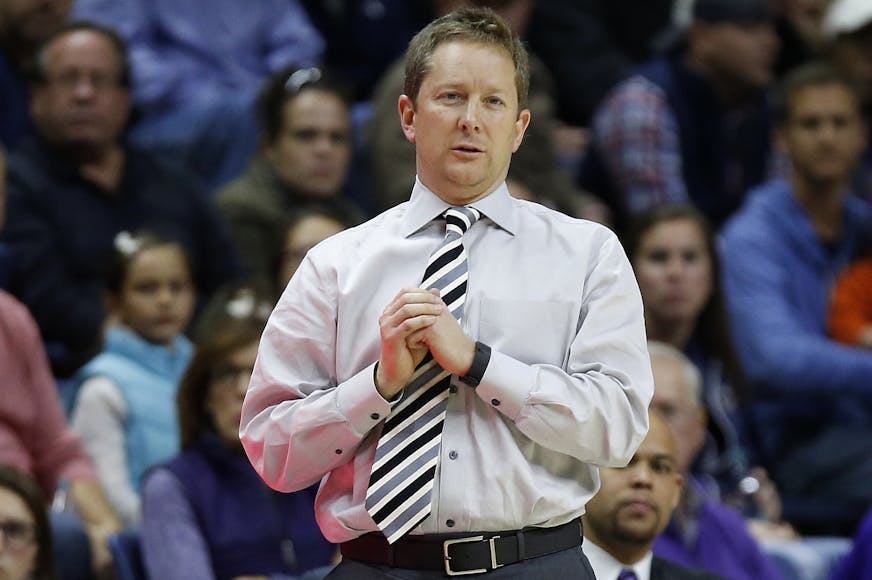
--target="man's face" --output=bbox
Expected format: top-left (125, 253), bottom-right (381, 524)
top-left (0, 0), bottom-right (70, 46)
top-left (584, 416), bottom-right (682, 551)
top-left (649, 353), bottom-right (707, 474)
top-left (693, 21), bottom-right (779, 95)
top-left (265, 89), bottom-right (352, 199)
top-left (399, 40), bottom-right (530, 205)
top-left (30, 30), bottom-right (130, 153)
top-left (781, 83), bottom-right (867, 187)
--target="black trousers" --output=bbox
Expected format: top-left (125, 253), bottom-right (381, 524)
top-left (325, 545), bottom-right (596, 579)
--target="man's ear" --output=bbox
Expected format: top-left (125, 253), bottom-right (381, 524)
top-left (399, 94), bottom-right (416, 144)
top-left (512, 108), bottom-right (531, 153)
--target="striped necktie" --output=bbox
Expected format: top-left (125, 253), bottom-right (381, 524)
top-left (617, 568), bottom-right (638, 580)
top-left (365, 205), bottom-right (481, 543)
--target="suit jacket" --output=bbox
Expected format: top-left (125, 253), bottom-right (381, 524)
top-left (651, 556), bottom-right (726, 580)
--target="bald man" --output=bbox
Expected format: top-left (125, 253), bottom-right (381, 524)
top-left (583, 410), bottom-right (724, 580)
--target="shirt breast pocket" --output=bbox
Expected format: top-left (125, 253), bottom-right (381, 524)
top-left (477, 299), bottom-right (575, 367)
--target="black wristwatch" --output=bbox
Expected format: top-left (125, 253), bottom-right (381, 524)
top-left (459, 341), bottom-right (491, 388)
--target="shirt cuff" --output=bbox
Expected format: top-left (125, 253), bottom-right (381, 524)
top-left (473, 349), bottom-right (536, 421)
top-left (335, 361), bottom-right (395, 437)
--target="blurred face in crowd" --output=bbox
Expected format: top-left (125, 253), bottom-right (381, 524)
top-left (0, 0), bottom-right (70, 47)
top-left (649, 351), bottom-right (707, 474)
top-left (30, 29), bottom-right (130, 155)
top-left (0, 487), bottom-right (38, 580)
top-left (781, 83), bottom-right (867, 188)
top-left (399, 40), bottom-right (530, 205)
top-left (277, 213), bottom-right (346, 291)
top-left (691, 20), bottom-right (780, 98)
top-left (265, 89), bottom-right (352, 199)
top-left (633, 217), bottom-right (713, 331)
top-left (583, 413), bottom-right (683, 559)
top-left (109, 245), bottom-right (195, 346)
top-left (207, 340), bottom-right (258, 450)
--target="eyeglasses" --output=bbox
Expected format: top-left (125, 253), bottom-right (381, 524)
top-left (0, 519), bottom-right (36, 551)
top-left (284, 67), bottom-right (322, 94)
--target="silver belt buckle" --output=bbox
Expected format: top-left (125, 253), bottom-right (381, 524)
top-left (442, 534), bottom-right (503, 576)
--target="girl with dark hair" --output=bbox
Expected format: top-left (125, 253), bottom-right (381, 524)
top-left (70, 230), bottom-right (196, 528)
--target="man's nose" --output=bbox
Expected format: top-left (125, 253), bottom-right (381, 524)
top-left (459, 102), bottom-right (481, 133)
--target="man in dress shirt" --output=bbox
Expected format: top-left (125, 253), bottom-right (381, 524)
top-left (583, 410), bottom-right (724, 580)
top-left (241, 7), bottom-right (653, 578)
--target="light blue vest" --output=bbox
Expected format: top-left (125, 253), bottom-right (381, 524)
top-left (76, 326), bottom-right (193, 491)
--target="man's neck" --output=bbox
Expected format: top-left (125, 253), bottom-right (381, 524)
top-left (76, 145), bottom-right (126, 193)
top-left (645, 316), bottom-right (695, 350)
top-left (792, 175), bottom-right (847, 243)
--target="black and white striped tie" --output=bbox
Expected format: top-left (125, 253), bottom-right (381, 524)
top-left (365, 205), bottom-right (481, 543)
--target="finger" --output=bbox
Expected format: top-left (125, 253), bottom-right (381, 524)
top-left (382, 287), bottom-right (444, 316)
top-left (381, 302), bottom-right (444, 333)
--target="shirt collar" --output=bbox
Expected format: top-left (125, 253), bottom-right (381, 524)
top-left (400, 177), bottom-right (518, 238)
top-left (583, 538), bottom-right (652, 580)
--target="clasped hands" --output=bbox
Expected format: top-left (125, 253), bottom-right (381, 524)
top-left (375, 287), bottom-right (475, 400)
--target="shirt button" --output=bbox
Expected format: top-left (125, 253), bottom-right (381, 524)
top-left (448, 450), bottom-right (458, 460)
top-left (491, 399), bottom-right (500, 406)
top-left (446, 519), bottom-right (455, 528)
top-left (334, 449), bottom-right (342, 454)
top-left (449, 385), bottom-right (458, 394)
top-left (370, 413), bottom-right (380, 420)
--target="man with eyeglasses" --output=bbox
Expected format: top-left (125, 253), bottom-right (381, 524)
top-left (1, 22), bottom-right (242, 378)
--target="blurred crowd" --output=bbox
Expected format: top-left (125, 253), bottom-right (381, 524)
top-left (1, 0), bottom-right (871, 579)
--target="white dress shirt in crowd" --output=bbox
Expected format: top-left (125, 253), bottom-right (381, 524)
top-left (240, 179), bottom-right (653, 543)
top-left (584, 538), bottom-right (652, 580)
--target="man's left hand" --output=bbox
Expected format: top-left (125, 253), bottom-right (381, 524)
top-left (408, 292), bottom-right (475, 377)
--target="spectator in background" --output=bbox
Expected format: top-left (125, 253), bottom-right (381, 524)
top-left (622, 204), bottom-right (780, 522)
top-left (526, 0), bottom-right (675, 129)
top-left (1, 23), bottom-right (242, 377)
top-left (0, 289), bottom-right (121, 579)
top-left (70, 0), bottom-right (324, 188)
top-left (580, 0), bottom-right (779, 230)
top-left (0, 465), bottom-right (56, 580)
top-left (141, 301), bottom-right (335, 580)
top-left (368, 0), bottom-right (609, 222)
top-left (583, 410), bottom-right (724, 580)
top-left (276, 209), bottom-right (349, 298)
top-left (774, 0), bottom-right (833, 78)
top-left (217, 66), bottom-right (362, 288)
top-left (0, 0), bottom-right (70, 151)
top-left (720, 62), bottom-right (872, 531)
top-left (70, 231), bottom-right (195, 528)
top-left (648, 342), bottom-right (787, 580)
top-left (299, 0), bottom-right (434, 103)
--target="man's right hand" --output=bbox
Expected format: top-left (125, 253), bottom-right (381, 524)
top-left (376, 288), bottom-right (444, 399)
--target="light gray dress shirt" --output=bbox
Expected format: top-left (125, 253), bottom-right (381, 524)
top-left (584, 539), bottom-right (652, 580)
top-left (240, 179), bottom-right (653, 543)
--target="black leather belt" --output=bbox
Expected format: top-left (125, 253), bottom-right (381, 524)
top-left (340, 518), bottom-right (582, 576)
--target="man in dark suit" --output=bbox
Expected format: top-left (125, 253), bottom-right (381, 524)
top-left (582, 411), bottom-right (725, 580)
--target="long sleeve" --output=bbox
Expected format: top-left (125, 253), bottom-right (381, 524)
top-left (71, 377), bottom-right (141, 527)
top-left (241, 184), bottom-right (653, 541)
top-left (141, 469), bottom-right (216, 580)
top-left (591, 76), bottom-right (688, 214)
top-left (721, 216), bottom-right (872, 395)
top-left (3, 174), bottom-right (104, 351)
top-left (0, 291), bottom-right (97, 496)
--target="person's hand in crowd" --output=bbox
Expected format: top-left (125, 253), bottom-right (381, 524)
top-left (376, 288), bottom-right (444, 399)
